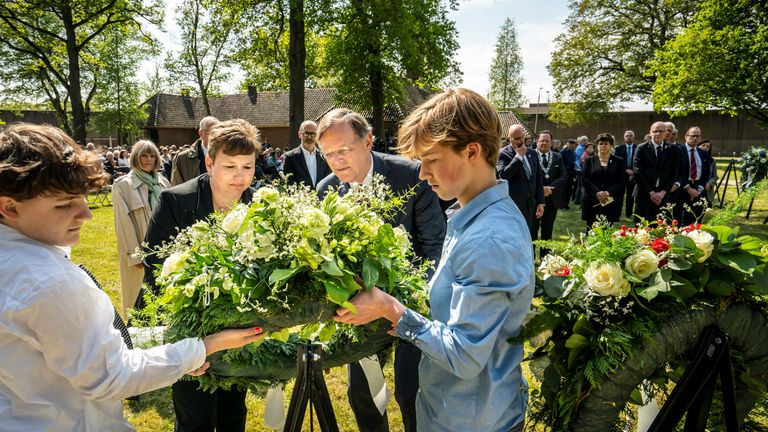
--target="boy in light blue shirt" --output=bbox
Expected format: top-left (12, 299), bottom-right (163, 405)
top-left (334, 88), bottom-right (535, 431)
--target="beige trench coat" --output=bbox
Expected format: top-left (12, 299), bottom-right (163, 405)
top-left (112, 171), bottom-right (171, 320)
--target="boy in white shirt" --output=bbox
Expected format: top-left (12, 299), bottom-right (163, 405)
top-left (0, 123), bottom-right (263, 431)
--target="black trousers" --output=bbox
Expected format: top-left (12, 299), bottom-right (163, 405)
top-left (348, 342), bottom-right (421, 432)
top-left (674, 192), bottom-right (710, 226)
top-left (172, 380), bottom-right (247, 432)
top-left (532, 198), bottom-right (558, 257)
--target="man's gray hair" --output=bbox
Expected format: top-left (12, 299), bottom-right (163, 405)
top-left (199, 116), bottom-right (220, 132)
top-left (300, 120), bottom-right (317, 132)
top-left (577, 135), bottom-right (588, 143)
top-left (317, 109), bottom-right (371, 140)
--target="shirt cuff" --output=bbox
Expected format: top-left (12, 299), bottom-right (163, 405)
top-left (173, 338), bottom-right (207, 373)
top-left (394, 308), bottom-right (427, 343)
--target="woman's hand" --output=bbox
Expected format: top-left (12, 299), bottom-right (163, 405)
top-left (202, 327), bottom-right (264, 357)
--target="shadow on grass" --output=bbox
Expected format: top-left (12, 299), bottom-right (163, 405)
top-left (127, 387), bottom-right (175, 421)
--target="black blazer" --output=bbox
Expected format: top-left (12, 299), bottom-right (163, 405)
top-left (613, 143), bottom-right (636, 172)
top-left (581, 154), bottom-right (626, 222)
top-left (676, 144), bottom-right (712, 192)
top-left (143, 174), bottom-right (255, 292)
top-left (317, 151), bottom-right (445, 266)
top-left (540, 151), bottom-right (569, 208)
top-left (282, 146), bottom-right (332, 189)
top-left (633, 141), bottom-right (680, 196)
top-left (560, 147), bottom-right (576, 177)
top-left (496, 145), bottom-right (544, 227)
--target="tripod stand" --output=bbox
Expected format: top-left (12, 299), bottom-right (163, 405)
top-left (283, 344), bottom-right (339, 432)
top-left (647, 326), bottom-right (739, 432)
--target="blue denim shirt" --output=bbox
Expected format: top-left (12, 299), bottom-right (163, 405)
top-left (395, 181), bottom-right (534, 431)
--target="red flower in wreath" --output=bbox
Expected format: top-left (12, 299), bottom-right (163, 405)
top-left (555, 266), bottom-right (571, 277)
top-left (652, 238), bottom-right (670, 254)
top-left (658, 258), bottom-right (669, 268)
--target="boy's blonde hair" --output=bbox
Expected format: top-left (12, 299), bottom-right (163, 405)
top-left (207, 119), bottom-right (262, 160)
top-left (397, 88), bottom-right (502, 166)
top-left (0, 123), bottom-right (108, 201)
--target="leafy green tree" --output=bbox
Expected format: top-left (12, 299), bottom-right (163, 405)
top-left (324, 0), bottom-right (460, 138)
top-left (90, 27), bottom-right (152, 147)
top-left (487, 18), bottom-right (526, 111)
top-left (218, 0), bottom-right (332, 147)
top-left (650, 0), bottom-right (768, 127)
top-left (0, 0), bottom-right (162, 144)
top-left (165, 0), bottom-right (236, 116)
top-left (547, 0), bottom-right (697, 126)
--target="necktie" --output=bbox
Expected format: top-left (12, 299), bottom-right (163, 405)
top-left (655, 145), bottom-right (662, 161)
top-left (523, 157), bottom-right (532, 179)
top-left (543, 154), bottom-right (549, 169)
top-left (627, 145), bottom-right (633, 167)
top-left (689, 148), bottom-right (697, 181)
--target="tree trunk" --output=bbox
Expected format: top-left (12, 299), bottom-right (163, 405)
top-left (61, 5), bottom-right (87, 145)
top-left (370, 65), bottom-right (385, 143)
top-left (288, 0), bottom-right (305, 149)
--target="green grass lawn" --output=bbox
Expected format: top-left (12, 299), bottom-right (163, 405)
top-left (70, 185), bottom-right (768, 431)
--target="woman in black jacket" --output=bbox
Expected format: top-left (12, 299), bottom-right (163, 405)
top-left (581, 133), bottom-right (626, 228)
top-left (142, 119), bottom-right (261, 432)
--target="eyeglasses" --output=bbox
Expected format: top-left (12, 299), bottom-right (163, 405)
top-left (302, 131), bottom-right (317, 137)
top-left (323, 146), bottom-right (353, 160)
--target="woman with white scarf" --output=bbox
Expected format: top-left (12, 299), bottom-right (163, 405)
top-left (112, 140), bottom-right (170, 320)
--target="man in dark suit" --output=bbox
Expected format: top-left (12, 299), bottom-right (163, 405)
top-left (613, 130), bottom-right (636, 218)
top-left (633, 121), bottom-right (680, 223)
top-left (531, 131), bottom-right (568, 258)
top-left (316, 109), bottom-right (445, 432)
top-left (281, 120), bottom-right (332, 189)
top-left (559, 139), bottom-right (577, 210)
top-left (497, 124), bottom-right (545, 236)
top-left (675, 126), bottom-right (711, 225)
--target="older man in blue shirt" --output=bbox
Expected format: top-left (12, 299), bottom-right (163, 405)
top-left (335, 88), bottom-right (534, 432)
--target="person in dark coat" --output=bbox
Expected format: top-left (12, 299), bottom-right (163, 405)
top-left (532, 130), bottom-right (569, 257)
top-left (581, 133), bottom-right (626, 228)
top-left (633, 121), bottom-right (680, 223)
top-left (497, 124), bottom-right (545, 235)
top-left (143, 119), bottom-right (260, 432)
top-left (674, 126), bottom-right (711, 225)
top-left (559, 139), bottom-right (577, 210)
top-left (613, 130), bottom-right (637, 218)
top-left (282, 120), bottom-right (332, 189)
top-left (316, 109), bottom-right (445, 432)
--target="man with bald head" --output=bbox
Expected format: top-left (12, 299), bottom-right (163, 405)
top-left (632, 121), bottom-right (680, 222)
top-left (282, 120), bottom-right (332, 189)
top-left (613, 130), bottom-right (636, 218)
top-left (497, 124), bottom-right (544, 233)
top-left (674, 126), bottom-right (711, 224)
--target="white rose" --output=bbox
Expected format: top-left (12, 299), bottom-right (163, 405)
top-left (161, 252), bottom-right (189, 277)
top-left (584, 262), bottom-right (630, 297)
top-left (683, 229), bottom-right (715, 262)
top-left (222, 205), bottom-right (248, 234)
top-left (761, 158), bottom-right (767, 164)
top-left (254, 186), bottom-right (280, 203)
top-left (625, 249), bottom-right (659, 279)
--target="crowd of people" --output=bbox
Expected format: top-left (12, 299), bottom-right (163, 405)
top-left (0, 89), bottom-right (723, 431)
top-left (497, 121), bottom-right (718, 258)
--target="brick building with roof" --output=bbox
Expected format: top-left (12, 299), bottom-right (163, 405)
top-left (141, 86), bottom-right (452, 150)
